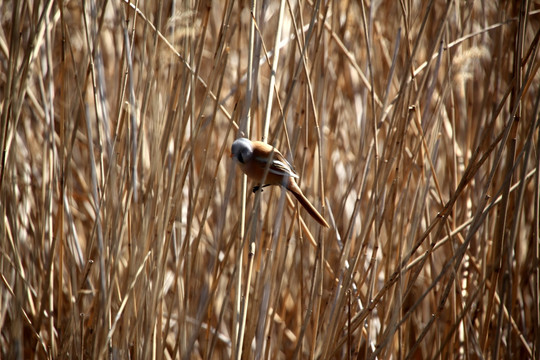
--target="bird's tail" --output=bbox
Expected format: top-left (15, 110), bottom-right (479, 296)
top-left (287, 181), bottom-right (330, 228)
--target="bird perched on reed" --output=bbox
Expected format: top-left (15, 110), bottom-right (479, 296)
top-left (231, 138), bottom-right (329, 228)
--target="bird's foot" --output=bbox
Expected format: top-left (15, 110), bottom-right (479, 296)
top-left (252, 184), bottom-right (271, 193)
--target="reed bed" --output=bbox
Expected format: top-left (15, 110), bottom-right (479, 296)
top-left (1, 0), bottom-right (539, 358)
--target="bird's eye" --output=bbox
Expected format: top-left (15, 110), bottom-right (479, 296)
top-left (238, 153), bottom-right (244, 163)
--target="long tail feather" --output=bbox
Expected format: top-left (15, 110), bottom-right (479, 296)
top-left (287, 181), bottom-right (330, 228)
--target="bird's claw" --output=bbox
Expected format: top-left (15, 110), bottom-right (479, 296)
top-left (252, 184), bottom-right (270, 193)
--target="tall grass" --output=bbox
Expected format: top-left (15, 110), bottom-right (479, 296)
top-left (1, 0), bottom-right (539, 358)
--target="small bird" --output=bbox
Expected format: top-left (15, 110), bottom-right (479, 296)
top-left (231, 138), bottom-right (329, 227)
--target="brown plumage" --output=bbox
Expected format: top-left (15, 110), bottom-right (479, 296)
top-left (231, 138), bottom-right (329, 228)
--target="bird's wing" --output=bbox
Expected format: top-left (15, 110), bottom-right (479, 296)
top-left (270, 159), bottom-right (299, 178)
top-left (252, 141), bottom-right (299, 178)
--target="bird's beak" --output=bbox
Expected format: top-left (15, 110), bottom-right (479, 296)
top-left (230, 152), bottom-right (234, 158)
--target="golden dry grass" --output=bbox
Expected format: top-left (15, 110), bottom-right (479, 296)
top-left (1, 0), bottom-right (540, 359)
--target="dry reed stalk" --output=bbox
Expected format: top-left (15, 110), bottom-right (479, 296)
top-left (1, 1), bottom-right (539, 359)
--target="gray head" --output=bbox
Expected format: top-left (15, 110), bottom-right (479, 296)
top-left (231, 138), bottom-right (253, 164)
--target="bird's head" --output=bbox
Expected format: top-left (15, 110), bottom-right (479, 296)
top-left (230, 138), bottom-right (253, 164)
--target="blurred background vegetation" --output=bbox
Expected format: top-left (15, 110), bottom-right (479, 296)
top-left (1, 0), bottom-right (539, 358)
